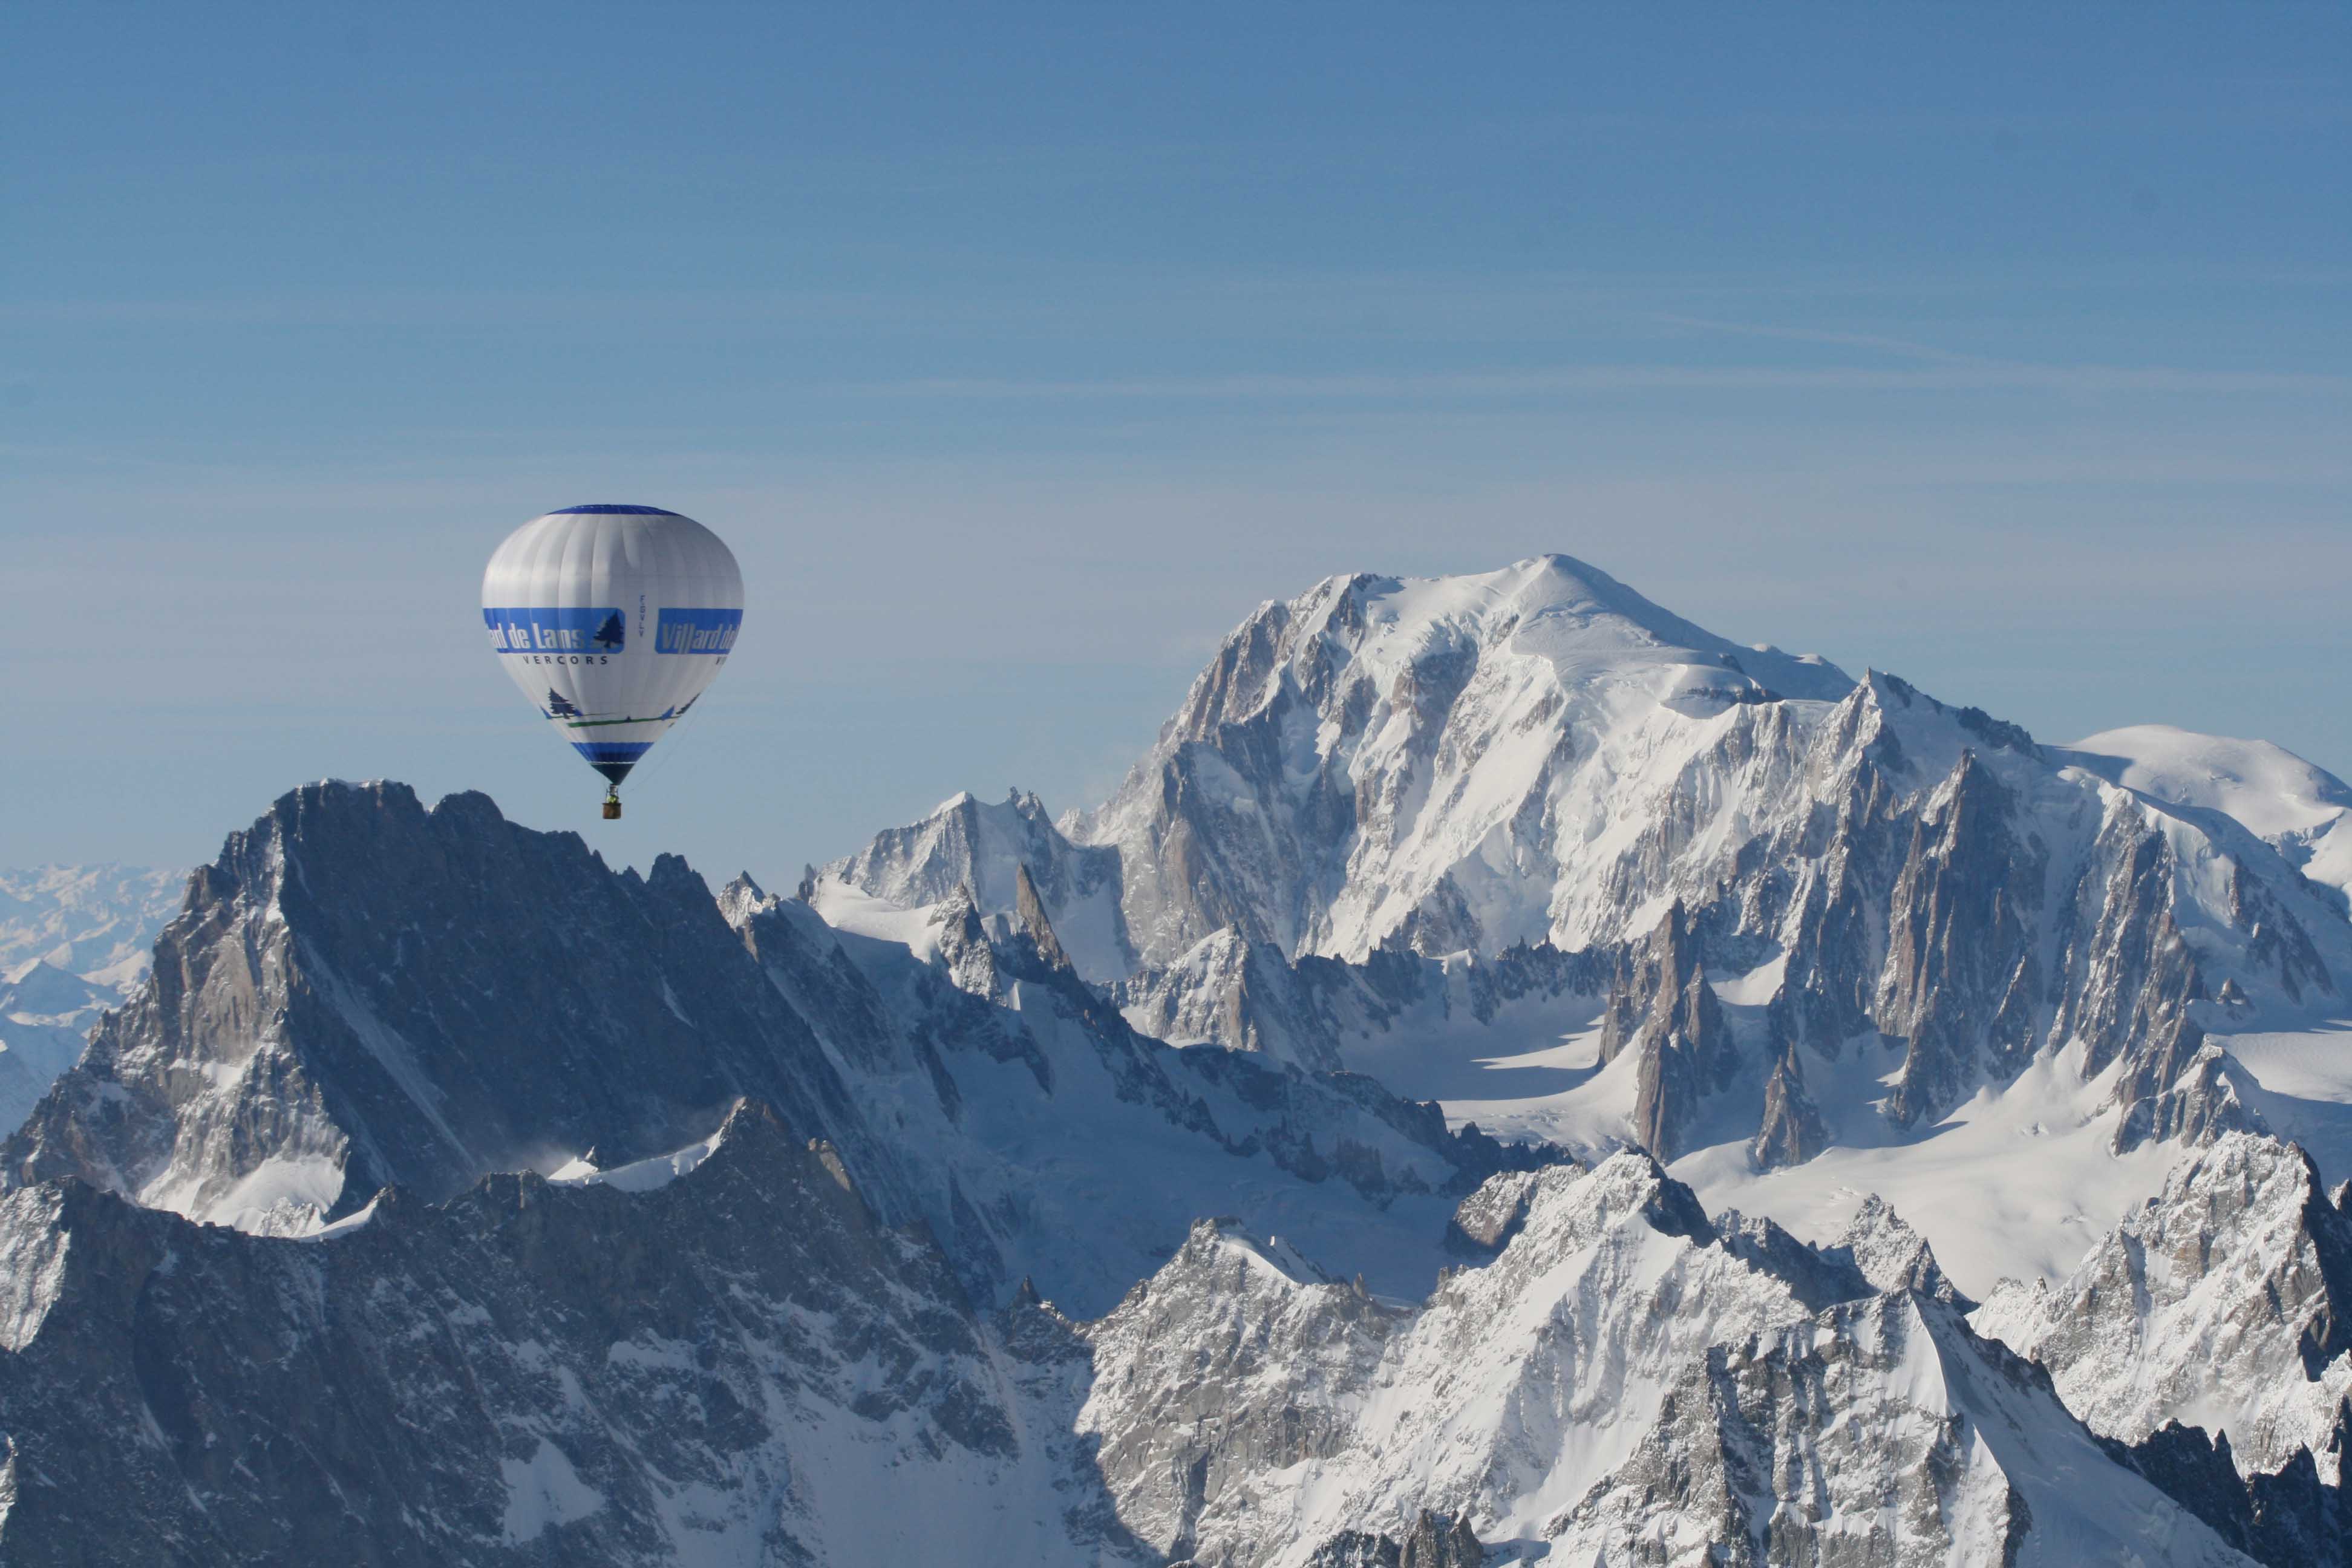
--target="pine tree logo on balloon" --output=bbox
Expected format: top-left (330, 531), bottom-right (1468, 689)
top-left (592, 612), bottom-right (625, 652)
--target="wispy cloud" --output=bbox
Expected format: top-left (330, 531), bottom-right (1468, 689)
top-left (870, 362), bottom-right (2345, 399)
top-left (1651, 314), bottom-right (1987, 365)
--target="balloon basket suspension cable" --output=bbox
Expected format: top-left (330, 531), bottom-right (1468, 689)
top-left (619, 696), bottom-right (708, 800)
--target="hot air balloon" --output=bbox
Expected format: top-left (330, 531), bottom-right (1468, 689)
top-left (482, 505), bottom-right (743, 818)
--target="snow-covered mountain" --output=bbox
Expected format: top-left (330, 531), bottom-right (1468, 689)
top-left (0, 1083), bottom-right (2272, 1566)
top-left (2057, 725), bottom-right (2352, 916)
top-left (1067, 556), bottom-right (1855, 965)
top-left (824, 556), bottom-right (2352, 1296)
top-left (1076, 1154), bottom-right (2250, 1566)
top-left (6, 553), bottom-right (2352, 1564)
top-left (822, 789), bottom-right (1137, 982)
top-left (2, 782), bottom-right (1535, 1309)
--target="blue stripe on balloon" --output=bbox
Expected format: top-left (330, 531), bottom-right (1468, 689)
top-left (570, 741), bottom-right (655, 763)
top-left (550, 504), bottom-right (680, 516)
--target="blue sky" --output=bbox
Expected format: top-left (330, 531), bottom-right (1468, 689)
top-left (5, 5), bottom-right (2347, 882)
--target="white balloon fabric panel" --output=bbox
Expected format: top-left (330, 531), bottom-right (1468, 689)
top-left (481, 506), bottom-right (743, 785)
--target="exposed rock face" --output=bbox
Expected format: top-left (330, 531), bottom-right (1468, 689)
top-left (1975, 1131), bottom-right (2352, 1483)
top-left (2, 782), bottom-right (1547, 1315)
top-left (1599, 901), bottom-right (1735, 1161)
top-left (0, 1100), bottom-right (1159, 1567)
top-left (1749, 1042), bottom-right (1828, 1169)
top-left (1301, 1511), bottom-right (1483, 1568)
top-left (2054, 807), bottom-right (2222, 1151)
top-left (1014, 862), bottom-right (1077, 975)
top-left (2112, 1415), bottom-right (2352, 1568)
top-left (1874, 751), bottom-right (2041, 1126)
top-left (1444, 1167), bottom-right (1547, 1256)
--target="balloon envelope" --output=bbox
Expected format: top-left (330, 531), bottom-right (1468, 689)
top-left (481, 505), bottom-right (743, 789)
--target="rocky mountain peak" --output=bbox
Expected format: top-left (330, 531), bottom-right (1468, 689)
top-left (1444, 1167), bottom-right (1549, 1256)
top-left (713, 869), bottom-right (772, 930)
top-left (2, 780), bottom-right (883, 1234)
top-left (1596, 901), bottom-right (1737, 1161)
top-left (822, 784), bottom-right (1134, 981)
top-left (1013, 862), bottom-right (1075, 975)
top-left (1829, 1192), bottom-right (1972, 1308)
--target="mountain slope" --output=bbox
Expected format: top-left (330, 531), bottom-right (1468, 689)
top-left (1974, 1131), bottom-right (2352, 1482)
top-left (1075, 1153), bottom-right (2255, 1567)
top-left (2058, 725), bottom-right (2352, 915)
top-left (1067, 555), bottom-right (1854, 967)
top-left (826, 558), bottom-right (2352, 1258)
top-left (4, 1096), bottom-right (2273, 1566)
top-left (820, 789), bottom-right (1135, 982)
top-left (0, 1100), bottom-right (1158, 1567)
top-left (1, 782), bottom-right (1532, 1313)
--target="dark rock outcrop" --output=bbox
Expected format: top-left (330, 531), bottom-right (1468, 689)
top-left (1302, 1511), bottom-right (1484, 1568)
top-left (0, 1100), bottom-right (1160, 1567)
top-left (2110, 1417), bottom-right (2352, 1568)
top-left (1601, 903), bottom-right (1736, 1161)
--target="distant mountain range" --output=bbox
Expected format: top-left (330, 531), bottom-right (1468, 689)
top-left (0, 864), bottom-right (182, 1138)
top-left (4, 557), bottom-right (2349, 1565)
